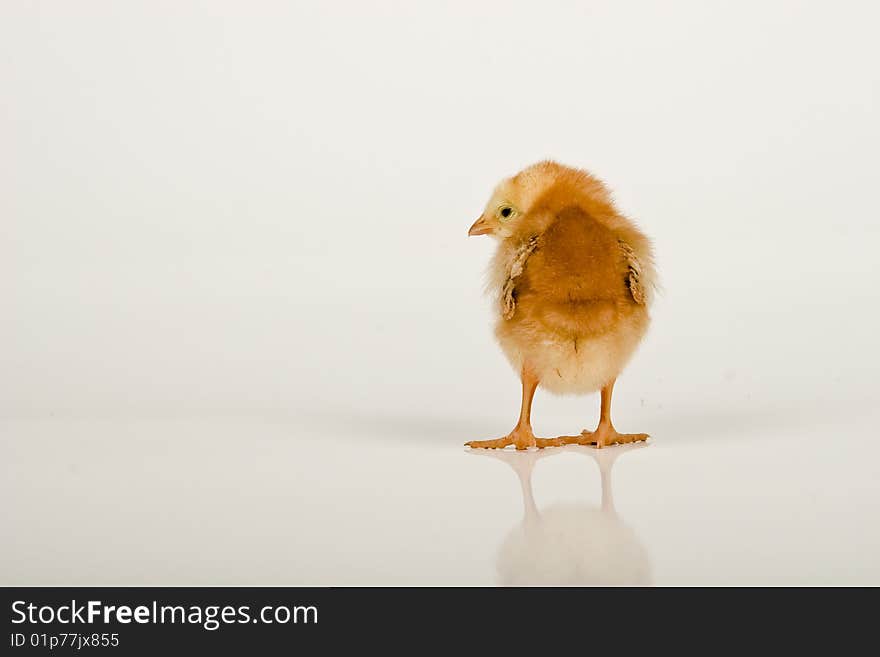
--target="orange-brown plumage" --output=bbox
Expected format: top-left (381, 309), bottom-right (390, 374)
top-left (467, 161), bottom-right (656, 449)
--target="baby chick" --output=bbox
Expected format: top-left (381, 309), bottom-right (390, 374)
top-left (466, 161), bottom-right (656, 449)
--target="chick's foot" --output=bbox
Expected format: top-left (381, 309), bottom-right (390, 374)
top-left (561, 426), bottom-right (648, 449)
top-left (466, 428), bottom-right (564, 451)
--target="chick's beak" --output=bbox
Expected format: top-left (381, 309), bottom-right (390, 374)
top-left (468, 214), bottom-right (493, 236)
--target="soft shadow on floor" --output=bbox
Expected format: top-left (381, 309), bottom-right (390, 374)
top-left (297, 400), bottom-right (827, 447)
top-left (296, 407), bottom-right (495, 444)
top-left (645, 401), bottom-right (830, 445)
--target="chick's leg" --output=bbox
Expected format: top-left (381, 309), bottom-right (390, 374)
top-left (466, 368), bottom-right (564, 450)
top-left (563, 379), bottom-right (649, 449)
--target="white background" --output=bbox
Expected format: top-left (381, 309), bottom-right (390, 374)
top-left (3, 1), bottom-right (879, 584)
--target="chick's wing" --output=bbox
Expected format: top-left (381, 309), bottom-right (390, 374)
top-left (514, 207), bottom-right (638, 335)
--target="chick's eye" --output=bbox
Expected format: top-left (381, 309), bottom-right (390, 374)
top-left (500, 207), bottom-right (513, 219)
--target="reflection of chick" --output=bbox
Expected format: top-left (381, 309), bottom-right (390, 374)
top-left (466, 161), bottom-right (656, 449)
top-left (474, 445), bottom-right (651, 586)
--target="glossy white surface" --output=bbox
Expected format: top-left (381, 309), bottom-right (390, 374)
top-left (3, 402), bottom-right (879, 586)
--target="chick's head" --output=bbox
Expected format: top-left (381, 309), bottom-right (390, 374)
top-left (468, 161), bottom-right (564, 241)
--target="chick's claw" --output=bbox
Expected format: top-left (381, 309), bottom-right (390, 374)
top-left (562, 427), bottom-right (649, 449)
top-left (465, 437), bottom-right (514, 450)
top-left (465, 432), bottom-right (565, 450)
